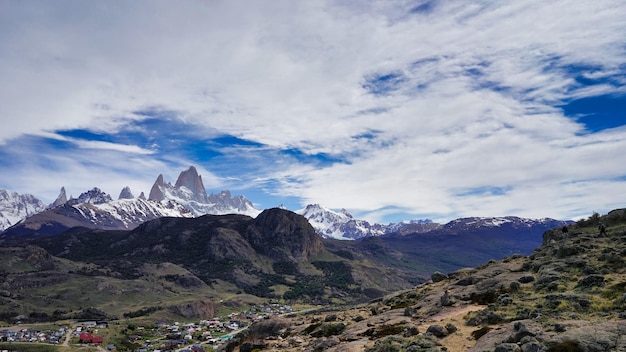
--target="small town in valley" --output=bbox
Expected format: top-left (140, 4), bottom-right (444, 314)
top-left (0, 303), bottom-right (294, 351)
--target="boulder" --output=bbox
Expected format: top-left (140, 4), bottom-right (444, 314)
top-left (431, 271), bottom-right (448, 282)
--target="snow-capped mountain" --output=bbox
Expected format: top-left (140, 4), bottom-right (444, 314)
top-left (0, 166), bottom-right (570, 241)
top-left (70, 187), bottom-right (194, 227)
top-left (439, 216), bottom-right (570, 234)
top-left (0, 189), bottom-right (47, 231)
top-left (0, 187), bottom-right (195, 238)
top-left (67, 187), bottom-right (113, 205)
top-left (298, 204), bottom-right (570, 240)
top-left (1, 166), bottom-right (260, 238)
top-left (299, 204), bottom-right (400, 240)
top-left (148, 166), bottom-right (260, 218)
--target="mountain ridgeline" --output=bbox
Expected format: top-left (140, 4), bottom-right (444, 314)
top-left (0, 207), bottom-right (406, 322)
top-left (0, 166), bottom-right (260, 237)
top-left (0, 203), bottom-right (574, 325)
top-left (0, 166), bottom-right (569, 244)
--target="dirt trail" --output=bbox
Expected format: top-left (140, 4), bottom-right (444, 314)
top-left (417, 304), bottom-right (483, 352)
top-left (62, 327), bottom-right (72, 346)
top-left (421, 304), bottom-right (482, 324)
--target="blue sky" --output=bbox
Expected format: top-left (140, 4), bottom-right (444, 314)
top-left (1, 0), bottom-right (625, 224)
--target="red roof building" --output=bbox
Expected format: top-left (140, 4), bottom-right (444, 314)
top-left (79, 332), bottom-right (103, 344)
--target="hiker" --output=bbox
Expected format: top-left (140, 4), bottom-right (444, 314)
top-left (598, 223), bottom-right (607, 236)
top-left (561, 225), bottom-right (568, 237)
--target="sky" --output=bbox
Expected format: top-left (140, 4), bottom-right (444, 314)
top-left (1, 0), bottom-right (625, 224)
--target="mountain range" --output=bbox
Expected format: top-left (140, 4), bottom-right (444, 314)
top-left (0, 205), bottom-right (571, 323)
top-left (0, 166), bottom-right (259, 237)
top-left (0, 166), bottom-right (570, 242)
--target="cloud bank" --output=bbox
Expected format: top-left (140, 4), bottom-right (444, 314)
top-left (0, 0), bottom-right (625, 223)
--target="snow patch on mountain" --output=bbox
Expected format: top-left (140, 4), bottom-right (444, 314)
top-left (75, 197), bottom-right (194, 229)
top-left (297, 206), bottom-right (570, 240)
top-left (298, 204), bottom-right (387, 240)
top-left (0, 189), bottom-right (47, 231)
top-left (148, 167), bottom-right (260, 218)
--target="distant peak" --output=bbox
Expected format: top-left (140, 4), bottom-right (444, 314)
top-left (155, 174), bottom-right (165, 185)
top-left (118, 186), bottom-right (134, 200)
top-left (174, 166), bottom-right (208, 202)
top-left (340, 208), bottom-right (354, 218)
top-left (50, 186), bottom-right (67, 208)
top-left (149, 174), bottom-right (166, 202)
top-left (71, 187), bottom-right (112, 205)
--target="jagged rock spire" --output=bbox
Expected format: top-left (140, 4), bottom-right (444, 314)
top-left (71, 187), bottom-right (112, 205)
top-left (50, 187), bottom-right (67, 208)
top-left (174, 166), bottom-right (208, 203)
top-left (148, 174), bottom-right (166, 202)
top-left (118, 186), bottom-right (134, 200)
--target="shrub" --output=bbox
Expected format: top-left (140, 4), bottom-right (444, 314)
top-left (310, 322), bottom-right (346, 337)
top-left (546, 340), bottom-right (583, 352)
top-left (361, 324), bottom-right (405, 338)
top-left (471, 326), bottom-right (492, 340)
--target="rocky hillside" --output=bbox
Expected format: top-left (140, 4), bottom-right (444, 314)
top-left (0, 208), bottom-right (416, 323)
top-left (220, 209), bottom-right (626, 352)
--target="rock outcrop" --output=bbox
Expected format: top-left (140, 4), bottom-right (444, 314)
top-left (50, 187), bottom-right (67, 208)
top-left (246, 208), bottom-right (324, 261)
top-left (148, 174), bottom-right (166, 202)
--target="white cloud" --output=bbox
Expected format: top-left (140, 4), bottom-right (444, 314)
top-left (0, 1), bottom-right (625, 222)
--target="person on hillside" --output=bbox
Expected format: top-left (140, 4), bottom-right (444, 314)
top-left (598, 223), bottom-right (607, 236)
top-left (561, 225), bottom-right (569, 238)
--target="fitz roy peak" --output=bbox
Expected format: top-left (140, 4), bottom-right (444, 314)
top-left (0, 165), bottom-right (569, 241)
top-left (148, 166), bottom-right (259, 217)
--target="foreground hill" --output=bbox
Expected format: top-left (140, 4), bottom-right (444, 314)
top-left (220, 209), bottom-right (626, 352)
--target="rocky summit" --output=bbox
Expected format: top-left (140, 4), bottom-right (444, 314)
top-left (174, 165), bottom-right (208, 203)
top-left (221, 209), bottom-right (626, 352)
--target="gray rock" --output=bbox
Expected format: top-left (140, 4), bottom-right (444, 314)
top-left (310, 336), bottom-right (340, 351)
top-left (513, 326), bottom-right (536, 343)
top-left (520, 341), bottom-right (542, 352)
top-left (495, 343), bottom-right (521, 352)
top-left (431, 271), bottom-right (448, 282)
top-left (548, 320), bottom-right (626, 351)
top-left (426, 324), bottom-right (448, 338)
top-left (440, 290), bottom-right (455, 306)
top-left (518, 275), bottom-right (535, 283)
top-left (403, 324), bottom-right (419, 337)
